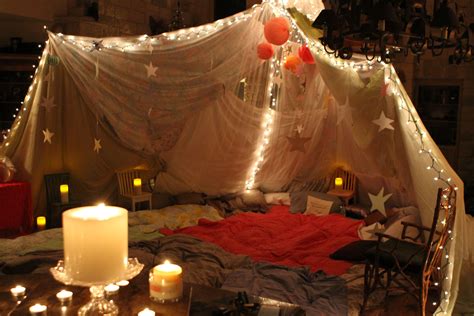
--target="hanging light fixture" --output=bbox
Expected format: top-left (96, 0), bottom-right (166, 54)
top-left (311, 0), bottom-right (473, 64)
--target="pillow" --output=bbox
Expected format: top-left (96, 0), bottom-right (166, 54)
top-left (175, 192), bottom-right (206, 205)
top-left (152, 192), bottom-right (175, 209)
top-left (385, 206), bottom-right (420, 228)
top-left (384, 214), bottom-right (421, 240)
top-left (305, 195), bottom-right (333, 216)
top-left (290, 191), bottom-right (343, 214)
top-left (364, 210), bottom-right (386, 226)
top-left (264, 192), bottom-right (291, 205)
top-left (330, 240), bottom-right (378, 262)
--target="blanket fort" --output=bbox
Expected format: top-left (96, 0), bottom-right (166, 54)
top-left (0, 0), bottom-right (471, 314)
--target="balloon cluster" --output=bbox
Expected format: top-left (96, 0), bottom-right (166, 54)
top-left (257, 17), bottom-right (314, 76)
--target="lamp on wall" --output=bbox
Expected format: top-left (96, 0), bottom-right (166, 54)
top-left (311, 0), bottom-right (473, 64)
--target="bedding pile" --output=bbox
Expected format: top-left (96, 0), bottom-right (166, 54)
top-left (162, 205), bottom-right (362, 275)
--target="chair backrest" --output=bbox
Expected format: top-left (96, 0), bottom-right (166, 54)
top-left (44, 172), bottom-right (70, 207)
top-left (421, 186), bottom-right (457, 314)
top-left (116, 169), bottom-right (142, 196)
top-left (334, 168), bottom-right (356, 191)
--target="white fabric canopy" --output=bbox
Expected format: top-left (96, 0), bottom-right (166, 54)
top-left (1, 1), bottom-right (472, 313)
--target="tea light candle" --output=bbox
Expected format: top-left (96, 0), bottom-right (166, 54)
top-left (36, 216), bottom-right (46, 231)
top-left (63, 204), bottom-right (128, 284)
top-left (116, 280), bottom-right (129, 287)
top-left (60, 184), bottom-right (69, 203)
top-left (335, 177), bottom-right (343, 190)
top-left (105, 284), bottom-right (120, 295)
top-left (56, 290), bottom-right (73, 302)
top-left (138, 308), bottom-right (155, 316)
top-left (29, 303), bottom-right (47, 315)
top-left (10, 285), bottom-right (26, 297)
top-left (149, 260), bottom-right (183, 302)
top-left (133, 178), bottom-right (142, 195)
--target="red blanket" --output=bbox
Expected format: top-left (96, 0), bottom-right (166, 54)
top-left (161, 205), bottom-right (362, 275)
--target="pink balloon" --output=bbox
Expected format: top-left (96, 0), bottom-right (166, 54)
top-left (264, 17), bottom-right (290, 46)
top-left (298, 45), bottom-right (315, 64)
top-left (257, 42), bottom-right (274, 60)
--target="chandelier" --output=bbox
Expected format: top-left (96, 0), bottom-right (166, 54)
top-left (311, 0), bottom-right (473, 64)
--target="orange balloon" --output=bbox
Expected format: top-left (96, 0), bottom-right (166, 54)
top-left (284, 55), bottom-right (303, 74)
top-left (264, 17), bottom-right (290, 46)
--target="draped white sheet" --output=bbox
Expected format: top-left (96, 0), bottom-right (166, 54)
top-left (0, 1), bottom-right (472, 313)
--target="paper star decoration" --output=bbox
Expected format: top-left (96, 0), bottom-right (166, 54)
top-left (144, 62), bottom-right (158, 78)
top-left (366, 223), bottom-right (385, 239)
top-left (42, 128), bottom-right (54, 144)
top-left (368, 187), bottom-right (393, 216)
top-left (40, 96), bottom-right (57, 112)
top-left (273, 74), bottom-right (283, 86)
top-left (286, 132), bottom-right (311, 153)
top-left (93, 138), bottom-right (102, 153)
top-left (43, 71), bottom-right (52, 82)
top-left (336, 97), bottom-right (353, 126)
top-left (372, 111), bottom-right (394, 132)
top-left (146, 40), bottom-right (154, 54)
top-left (296, 124), bottom-right (304, 134)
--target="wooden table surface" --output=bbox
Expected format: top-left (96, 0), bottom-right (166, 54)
top-left (0, 271), bottom-right (236, 316)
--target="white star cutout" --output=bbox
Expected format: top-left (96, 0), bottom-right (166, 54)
top-left (296, 124), bottom-right (304, 134)
top-left (93, 138), bottom-right (102, 153)
top-left (43, 71), bottom-right (52, 82)
top-left (368, 187), bottom-right (393, 216)
top-left (42, 128), bottom-right (54, 144)
top-left (336, 97), bottom-right (353, 126)
top-left (273, 74), bottom-right (283, 86)
top-left (40, 96), bottom-right (56, 112)
top-left (144, 62), bottom-right (158, 78)
top-left (372, 111), bottom-right (394, 132)
top-left (146, 40), bottom-right (154, 54)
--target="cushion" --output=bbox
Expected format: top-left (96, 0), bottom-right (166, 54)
top-left (305, 195), bottom-right (334, 216)
top-left (264, 192), bottom-right (291, 205)
top-left (384, 214), bottom-right (421, 240)
top-left (175, 192), bottom-right (206, 205)
top-left (364, 210), bottom-right (386, 226)
top-left (151, 192), bottom-right (176, 209)
top-left (330, 240), bottom-right (378, 262)
top-left (365, 239), bottom-right (426, 273)
top-left (290, 191), bottom-right (343, 214)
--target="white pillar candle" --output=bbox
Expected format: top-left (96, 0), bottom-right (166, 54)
top-left (149, 260), bottom-right (183, 302)
top-left (29, 304), bottom-right (47, 315)
top-left (63, 204), bottom-right (128, 284)
top-left (10, 285), bottom-right (26, 297)
top-left (138, 308), bottom-right (155, 316)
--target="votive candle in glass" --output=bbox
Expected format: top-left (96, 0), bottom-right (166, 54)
top-left (10, 285), bottom-right (26, 297)
top-left (56, 290), bottom-right (73, 303)
top-left (149, 260), bottom-right (183, 303)
top-left (60, 184), bottom-right (69, 204)
top-left (138, 308), bottom-right (155, 316)
top-left (29, 303), bottom-right (47, 315)
top-left (133, 178), bottom-right (142, 195)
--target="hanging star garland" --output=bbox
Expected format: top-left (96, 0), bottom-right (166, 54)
top-left (146, 40), bottom-right (154, 54)
top-left (380, 83), bottom-right (390, 97)
top-left (286, 132), bottom-right (311, 153)
top-left (368, 187), bottom-right (392, 216)
top-left (144, 62), bottom-right (158, 78)
top-left (93, 138), bottom-right (102, 153)
top-left (42, 128), bottom-right (54, 144)
top-left (43, 71), bottom-right (52, 82)
top-left (372, 111), bottom-right (395, 132)
top-left (365, 223), bottom-right (385, 239)
top-left (40, 96), bottom-right (57, 112)
top-left (90, 40), bottom-right (104, 52)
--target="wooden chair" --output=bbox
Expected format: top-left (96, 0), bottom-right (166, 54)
top-left (44, 172), bottom-right (81, 228)
top-left (327, 168), bottom-right (357, 205)
top-left (116, 169), bottom-right (152, 212)
top-left (361, 186), bottom-right (457, 316)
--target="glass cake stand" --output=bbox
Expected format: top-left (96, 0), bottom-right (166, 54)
top-left (50, 258), bottom-right (144, 315)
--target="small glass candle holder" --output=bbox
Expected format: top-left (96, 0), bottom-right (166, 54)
top-left (149, 261), bottom-right (183, 303)
top-left (104, 283), bottom-right (120, 297)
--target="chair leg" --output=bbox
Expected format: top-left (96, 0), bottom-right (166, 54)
top-left (361, 263), bottom-right (375, 314)
top-left (132, 199), bottom-right (136, 212)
